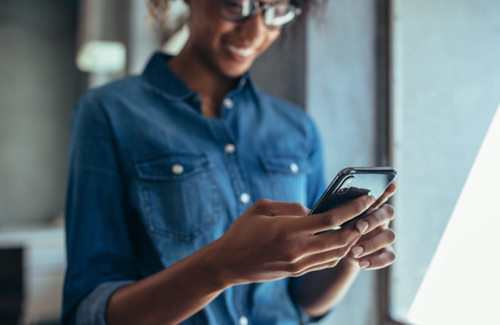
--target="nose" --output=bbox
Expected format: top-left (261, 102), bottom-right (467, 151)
top-left (236, 8), bottom-right (267, 43)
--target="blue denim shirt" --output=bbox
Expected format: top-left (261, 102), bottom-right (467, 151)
top-left (62, 52), bottom-right (330, 325)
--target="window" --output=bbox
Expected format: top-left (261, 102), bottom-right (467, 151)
top-left (387, 0), bottom-right (500, 324)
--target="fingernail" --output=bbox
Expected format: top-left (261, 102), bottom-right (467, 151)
top-left (360, 260), bottom-right (370, 269)
top-left (351, 246), bottom-right (363, 257)
top-left (356, 221), bottom-right (369, 234)
top-left (366, 207), bottom-right (375, 214)
top-left (367, 195), bottom-right (375, 204)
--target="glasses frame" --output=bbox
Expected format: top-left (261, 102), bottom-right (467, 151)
top-left (218, 0), bottom-right (302, 30)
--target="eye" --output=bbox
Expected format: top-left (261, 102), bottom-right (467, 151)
top-left (272, 3), bottom-right (291, 16)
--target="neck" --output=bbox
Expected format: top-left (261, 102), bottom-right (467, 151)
top-left (169, 41), bottom-right (239, 117)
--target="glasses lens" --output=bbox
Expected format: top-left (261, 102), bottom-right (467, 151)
top-left (263, 3), bottom-right (300, 28)
top-left (220, 0), bottom-right (256, 21)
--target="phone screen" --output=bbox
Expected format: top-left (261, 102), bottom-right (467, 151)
top-left (309, 167), bottom-right (397, 227)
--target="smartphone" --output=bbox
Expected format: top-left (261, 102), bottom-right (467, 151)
top-left (309, 167), bottom-right (398, 228)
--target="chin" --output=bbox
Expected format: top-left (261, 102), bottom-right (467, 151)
top-left (218, 60), bottom-right (253, 78)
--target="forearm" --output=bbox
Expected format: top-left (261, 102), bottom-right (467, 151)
top-left (106, 242), bottom-right (229, 325)
top-left (298, 258), bottom-right (360, 318)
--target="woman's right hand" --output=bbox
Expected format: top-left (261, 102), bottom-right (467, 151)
top-left (209, 195), bottom-right (376, 287)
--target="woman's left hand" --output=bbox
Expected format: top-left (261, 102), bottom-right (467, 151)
top-left (344, 182), bottom-right (398, 270)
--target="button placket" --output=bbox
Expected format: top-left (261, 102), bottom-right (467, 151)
top-left (206, 119), bottom-right (252, 215)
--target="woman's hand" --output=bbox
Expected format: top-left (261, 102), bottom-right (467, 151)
top-left (209, 195), bottom-right (376, 287)
top-left (345, 182), bottom-right (398, 270)
top-left (297, 183), bottom-right (398, 318)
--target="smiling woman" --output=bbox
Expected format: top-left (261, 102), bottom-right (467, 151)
top-left (61, 0), bottom-right (397, 324)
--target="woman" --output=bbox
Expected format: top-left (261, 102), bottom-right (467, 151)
top-left (62, 0), bottom-right (397, 324)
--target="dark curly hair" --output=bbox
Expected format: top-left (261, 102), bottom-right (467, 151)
top-left (148, 0), bottom-right (326, 42)
top-left (148, 0), bottom-right (326, 19)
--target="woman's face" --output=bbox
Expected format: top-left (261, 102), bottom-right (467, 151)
top-left (186, 0), bottom-right (283, 78)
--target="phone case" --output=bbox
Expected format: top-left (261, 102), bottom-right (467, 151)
top-left (309, 167), bottom-right (397, 227)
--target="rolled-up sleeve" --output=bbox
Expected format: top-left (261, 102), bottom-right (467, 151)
top-left (75, 281), bottom-right (133, 325)
top-left (61, 94), bottom-right (138, 325)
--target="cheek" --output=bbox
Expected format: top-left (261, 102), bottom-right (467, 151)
top-left (188, 2), bottom-right (223, 44)
top-left (190, 16), bottom-right (234, 53)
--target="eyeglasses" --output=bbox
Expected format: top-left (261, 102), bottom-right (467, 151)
top-left (219, 0), bottom-right (302, 30)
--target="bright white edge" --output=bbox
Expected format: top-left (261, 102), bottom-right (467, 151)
top-left (408, 102), bottom-right (500, 325)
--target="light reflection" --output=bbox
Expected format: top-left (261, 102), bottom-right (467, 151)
top-left (408, 102), bottom-right (500, 325)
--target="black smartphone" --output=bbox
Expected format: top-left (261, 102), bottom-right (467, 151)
top-left (309, 167), bottom-right (398, 228)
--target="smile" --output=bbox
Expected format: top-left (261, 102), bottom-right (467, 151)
top-left (225, 44), bottom-right (256, 58)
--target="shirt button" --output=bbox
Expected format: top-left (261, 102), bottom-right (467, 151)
top-left (290, 163), bottom-right (299, 174)
top-left (240, 78), bottom-right (247, 86)
top-left (239, 316), bottom-right (249, 325)
top-left (240, 193), bottom-right (251, 204)
top-left (172, 164), bottom-right (184, 175)
top-left (223, 98), bottom-right (234, 109)
top-left (224, 143), bottom-right (236, 154)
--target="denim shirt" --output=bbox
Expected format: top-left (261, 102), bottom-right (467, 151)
top-left (62, 52), bottom-right (329, 325)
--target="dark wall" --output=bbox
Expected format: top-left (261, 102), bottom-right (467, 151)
top-left (0, 0), bottom-right (82, 224)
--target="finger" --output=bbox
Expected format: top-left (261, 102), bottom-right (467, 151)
top-left (304, 195), bottom-right (375, 234)
top-left (287, 244), bottom-right (353, 275)
top-left (370, 182), bottom-right (397, 211)
top-left (291, 241), bottom-right (359, 275)
top-left (303, 228), bottom-right (360, 256)
top-left (292, 259), bottom-right (341, 277)
top-left (356, 224), bottom-right (385, 240)
top-left (358, 246), bottom-right (396, 270)
top-left (355, 204), bottom-right (395, 235)
top-left (253, 199), bottom-right (310, 217)
top-left (304, 221), bottom-right (361, 256)
top-left (350, 228), bottom-right (396, 258)
top-left (290, 255), bottom-right (344, 277)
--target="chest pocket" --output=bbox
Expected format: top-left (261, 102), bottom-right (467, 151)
top-left (259, 155), bottom-right (311, 205)
top-left (134, 153), bottom-right (220, 242)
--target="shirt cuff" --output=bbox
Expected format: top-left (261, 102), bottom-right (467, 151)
top-left (290, 275), bottom-right (337, 325)
top-left (75, 281), bottom-right (133, 325)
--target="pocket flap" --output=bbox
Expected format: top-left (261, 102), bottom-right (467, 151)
top-left (135, 153), bottom-right (210, 181)
top-left (259, 154), bottom-right (311, 175)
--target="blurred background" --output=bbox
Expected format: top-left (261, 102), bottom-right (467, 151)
top-left (0, 0), bottom-right (499, 324)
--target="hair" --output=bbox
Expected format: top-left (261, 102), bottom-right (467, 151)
top-left (148, 0), bottom-right (326, 42)
top-left (148, 0), bottom-right (326, 18)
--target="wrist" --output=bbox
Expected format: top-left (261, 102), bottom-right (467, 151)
top-left (196, 239), bottom-right (236, 290)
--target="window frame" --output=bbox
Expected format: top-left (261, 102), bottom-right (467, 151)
top-left (375, 0), bottom-right (412, 324)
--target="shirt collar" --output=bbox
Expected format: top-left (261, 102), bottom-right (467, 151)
top-left (141, 52), bottom-right (253, 101)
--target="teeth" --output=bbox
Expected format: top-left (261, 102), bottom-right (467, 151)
top-left (226, 44), bottom-right (255, 57)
